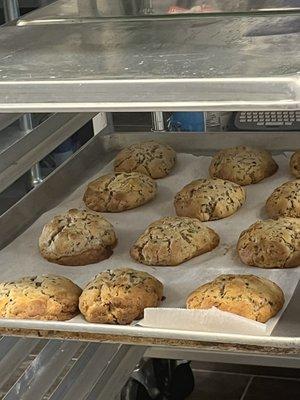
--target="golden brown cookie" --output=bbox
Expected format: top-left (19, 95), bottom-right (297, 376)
top-left (209, 146), bottom-right (278, 185)
top-left (290, 151), bottom-right (300, 178)
top-left (266, 180), bottom-right (300, 218)
top-left (237, 218), bottom-right (300, 268)
top-left (186, 274), bottom-right (284, 323)
top-left (79, 268), bottom-right (163, 324)
top-left (114, 141), bottom-right (176, 179)
top-left (83, 172), bottom-right (157, 212)
top-left (0, 275), bottom-right (82, 321)
top-left (130, 216), bottom-right (219, 266)
top-left (39, 209), bottom-right (117, 266)
top-left (174, 178), bottom-right (245, 221)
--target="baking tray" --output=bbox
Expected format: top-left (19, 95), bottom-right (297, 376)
top-left (0, 132), bottom-right (299, 356)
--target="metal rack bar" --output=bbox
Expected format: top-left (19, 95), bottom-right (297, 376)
top-left (0, 114), bottom-right (20, 132)
top-left (3, 340), bottom-right (83, 400)
top-left (49, 343), bottom-right (121, 400)
top-left (0, 112), bottom-right (95, 193)
top-left (0, 338), bottom-right (43, 388)
top-left (86, 345), bottom-right (147, 400)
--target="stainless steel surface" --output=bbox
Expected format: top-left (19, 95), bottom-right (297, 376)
top-left (145, 347), bottom-right (300, 369)
top-left (49, 343), bottom-right (120, 400)
top-left (85, 346), bottom-right (147, 400)
top-left (16, 0), bottom-right (300, 26)
top-left (0, 114), bottom-right (20, 131)
top-left (0, 112), bottom-right (95, 193)
top-left (151, 112), bottom-right (165, 131)
top-left (0, 15), bottom-right (299, 111)
top-left (3, 340), bottom-right (82, 400)
top-left (0, 132), bottom-right (299, 354)
top-left (3, 0), bottom-right (20, 22)
top-left (19, 114), bottom-right (44, 187)
top-left (0, 338), bottom-right (42, 388)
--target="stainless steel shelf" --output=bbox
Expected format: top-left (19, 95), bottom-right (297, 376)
top-left (0, 13), bottom-right (299, 111)
top-left (17, 0), bottom-right (300, 26)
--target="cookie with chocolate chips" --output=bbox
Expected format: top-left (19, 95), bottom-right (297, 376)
top-left (79, 268), bottom-right (163, 324)
top-left (114, 141), bottom-right (176, 179)
top-left (186, 274), bottom-right (284, 323)
top-left (290, 150), bottom-right (300, 178)
top-left (174, 178), bottom-right (245, 221)
top-left (237, 218), bottom-right (300, 268)
top-left (83, 172), bottom-right (157, 212)
top-left (39, 209), bottom-right (117, 266)
top-left (0, 275), bottom-right (82, 321)
top-left (209, 146), bottom-right (278, 185)
top-left (130, 216), bottom-right (219, 266)
top-left (266, 180), bottom-right (300, 219)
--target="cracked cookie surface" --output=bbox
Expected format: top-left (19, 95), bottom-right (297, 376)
top-left (79, 268), bottom-right (163, 324)
top-left (174, 178), bottom-right (245, 221)
top-left (237, 218), bottom-right (300, 268)
top-left (39, 209), bottom-right (117, 266)
top-left (130, 216), bottom-right (219, 266)
top-left (186, 274), bottom-right (284, 323)
top-left (290, 150), bottom-right (300, 178)
top-left (266, 180), bottom-right (300, 218)
top-left (0, 275), bottom-right (82, 321)
top-left (83, 172), bottom-right (157, 212)
top-left (114, 141), bottom-right (176, 179)
top-left (209, 146), bottom-right (278, 185)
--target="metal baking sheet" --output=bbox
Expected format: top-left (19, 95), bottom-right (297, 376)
top-left (0, 132), bottom-right (299, 353)
top-left (0, 13), bottom-right (300, 111)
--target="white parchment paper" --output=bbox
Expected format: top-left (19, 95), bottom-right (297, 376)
top-left (0, 153), bottom-right (299, 336)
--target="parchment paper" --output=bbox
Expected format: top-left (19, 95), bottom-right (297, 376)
top-left (0, 153), bottom-right (299, 336)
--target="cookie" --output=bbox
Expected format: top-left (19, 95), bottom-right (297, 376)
top-left (83, 172), bottom-right (157, 212)
top-left (237, 218), bottom-right (300, 268)
top-left (209, 146), bottom-right (278, 185)
top-left (114, 141), bottom-right (176, 179)
top-left (39, 209), bottom-right (117, 266)
top-left (130, 216), bottom-right (219, 266)
top-left (79, 268), bottom-right (163, 324)
top-left (174, 178), bottom-right (245, 221)
top-left (290, 151), bottom-right (300, 178)
top-left (266, 180), bottom-right (300, 218)
top-left (0, 275), bottom-right (82, 321)
top-left (186, 274), bottom-right (284, 323)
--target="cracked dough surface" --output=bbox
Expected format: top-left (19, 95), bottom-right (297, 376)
top-left (39, 209), bottom-right (117, 266)
top-left (79, 268), bottom-right (163, 324)
top-left (186, 274), bottom-right (284, 323)
top-left (174, 178), bottom-right (245, 221)
top-left (290, 150), bottom-right (300, 178)
top-left (266, 180), bottom-right (300, 218)
top-left (83, 172), bottom-right (157, 212)
top-left (0, 275), bottom-right (82, 321)
top-left (237, 218), bottom-right (300, 269)
top-left (114, 141), bottom-right (176, 179)
top-left (209, 146), bottom-right (278, 185)
top-left (130, 216), bottom-right (219, 266)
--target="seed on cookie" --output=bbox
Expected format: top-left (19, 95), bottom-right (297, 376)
top-left (83, 172), bottom-right (157, 212)
top-left (130, 216), bottom-right (219, 266)
top-left (79, 268), bottom-right (163, 324)
top-left (174, 178), bottom-right (245, 221)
